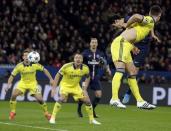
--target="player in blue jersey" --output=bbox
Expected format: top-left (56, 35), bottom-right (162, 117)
top-left (112, 15), bottom-right (161, 104)
top-left (77, 37), bottom-right (111, 118)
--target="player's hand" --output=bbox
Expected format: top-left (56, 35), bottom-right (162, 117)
top-left (5, 84), bottom-right (12, 93)
top-left (51, 87), bottom-right (56, 97)
top-left (132, 47), bottom-right (140, 55)
top-left (153, 35), bottom-right (161, 43)
top-left (112, 19), bottom-right (124, 28)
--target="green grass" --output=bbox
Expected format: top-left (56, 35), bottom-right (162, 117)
top-left (0, 101), bottom-right (171, 131)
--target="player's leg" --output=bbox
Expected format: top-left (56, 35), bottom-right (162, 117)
top-left (49, 87), bottom-right (68, 124)
top-left (75, 87), bottom-right (101, 125)
top-left (9, 83), bottom-right (24, 120)
top-left (77, 80), bottom-right (87, 117)
top-left (92, 86), bottom-right (102, 118)
top-left (32, 93), bottom-right (51, 120)
top-left (122, 45), bottom-right (148, 104)
top-left (126, 62), bottom-right (156, 109)
top-left (77, 99), bottom-right (84, 117)
top-left (122, 88), bottom-right (132, 104)
top-left (110, 61), bottom-right (126, 108)
top-left (122, 67), bottom-right (139, 104)
top-left (29, 83), bottom-right (51, 120)
top-left (110, 36), bottom-right (134, 108)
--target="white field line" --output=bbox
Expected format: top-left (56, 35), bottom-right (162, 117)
top-left (0, 121), bottom-right (68, 131)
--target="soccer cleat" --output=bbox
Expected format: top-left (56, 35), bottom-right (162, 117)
top-left (137, 101), bottom-right (156, 110)
top-left (9, 112), bottom-right (16, 120)
top-left (122, 93), bottom-right (131, 104)
top-left (90, 119), bottom-right (101, 125)
top-left (49, 117), bottom-right (56, 124)
top-left (44, 112), bottom-right (51, 121)
top-left (110, 99), bottom-right (126, 109)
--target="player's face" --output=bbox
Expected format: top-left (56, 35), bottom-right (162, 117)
top-left (90, 39), bottom-right (98, 50)
top-left (74, 54), bottom-right (83, 66)
top-left (22, 52), bottom-right (29, 63)
top-left (156, 13), bottom-right (161, 22)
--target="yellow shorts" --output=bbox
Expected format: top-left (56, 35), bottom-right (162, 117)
top-left (16, 81), bottom-right (41, 95)
top-left (111, 36), bottom-right (134, 63)
top-left (59, 85), bottom-right (84, 101)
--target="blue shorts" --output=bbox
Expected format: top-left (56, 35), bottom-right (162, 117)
top-left (89, 77), bottom-right (102, 91)
top-left (133, 46), bottom-right (149, 67)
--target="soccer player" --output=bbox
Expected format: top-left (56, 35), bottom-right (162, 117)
top-left (110, 5), bottom-right (162, 109)
top-left (112, 16), bottom-right (161, 104)
top-left (49, 53), bottom-right (101, 125)
top-left (77, 38), bottom-right (111, 118)
top-left (5, 49), bottom-right (53, 120)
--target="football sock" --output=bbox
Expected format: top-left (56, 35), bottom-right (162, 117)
top-left (40, 103), bottom-right (48, 113)
top-left (85, 105), bottom-right (94, 121)
top-left (10, 100), bottom-right (17, 113)
top-left (112, 72), bottom-right (123, 100)
top-left (92, 97), bottom-right (101, 110)
top-left (51, 102), bottom-right (61, 119)
top-left (128, 76), bottom-right (144, 102)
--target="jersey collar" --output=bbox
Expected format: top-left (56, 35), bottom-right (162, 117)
top-left (73, 63), bottom-right (83, 70)
top-left (150, 15), bottom-right (156, 24)
top-left (22, 62), bottom-right (32, 67)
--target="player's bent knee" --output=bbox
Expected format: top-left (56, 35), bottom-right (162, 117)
top-left (11, 94), bottom-right (18, 100)
top-left (116, 68), bottom-right (125, 74)
top-left (128, 74), bottom-right (137, 79)
top-left (80, 98), bottom-right (91, 106)
top-left (95, 91), bottom-right (102, 97)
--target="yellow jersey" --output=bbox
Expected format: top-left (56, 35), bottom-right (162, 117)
top-left (11, 62), bottom-right (44, 83)
top-left (133, 16), bottom-right (155, 42)
top-left (58, 62), bottom-right (89, 88)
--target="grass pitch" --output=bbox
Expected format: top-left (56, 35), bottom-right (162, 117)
top-left (0, 101), bottom-right (171, 131)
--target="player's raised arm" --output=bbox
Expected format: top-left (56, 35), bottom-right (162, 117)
top-left (151, 29), bottom-right (161, 43)
top-left (43, 68), bottom-right (54, 86)
top-left (126, 14), bottom-right (143, 28)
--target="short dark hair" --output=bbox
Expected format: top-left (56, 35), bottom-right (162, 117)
top-left (22, 49), bottom-right (31, 55)
top-left (150, 5), bottom-right (162, 16)
top-left (74, 53), bottom-right (83, 57)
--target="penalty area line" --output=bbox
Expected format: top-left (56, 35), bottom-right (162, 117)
top-left (0, 121), bottom-right (68, 131)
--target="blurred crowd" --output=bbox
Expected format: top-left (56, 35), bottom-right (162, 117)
top-left (0, 0), bottom-right (171, 82)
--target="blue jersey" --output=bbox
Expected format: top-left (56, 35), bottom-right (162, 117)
top-left (82, 49), bottom-right (106, 79)
top-left (125, 16), bottom-right (151, 67)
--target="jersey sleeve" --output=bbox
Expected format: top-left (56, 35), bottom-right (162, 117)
top-left (58, 64), bottom-right (67, 75)
top-left (33, 63), bottom-right (44, 71)
top-left (11, 65), bottom-right (20, 76)
top-left (142, 16), bottom-right (154, 25)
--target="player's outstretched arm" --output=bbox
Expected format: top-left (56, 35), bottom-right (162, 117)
top-left (43, 68), bottom-right (54, 86)
top-left (126, 14), bottom-right (143, 28)
top-left (151, 29), bottom-right (161, 43)
top-left (51, 73), bottom-right (61, 97)
top-left (5, 75), bottom-right (14, 92)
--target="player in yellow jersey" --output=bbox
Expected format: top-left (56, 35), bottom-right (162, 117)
top-left (49, 53), bottom-right (101, 125)
top-left (110, 5), bottom-right (162, 109)
top-left (5, 49), bottom-right (53, 120)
